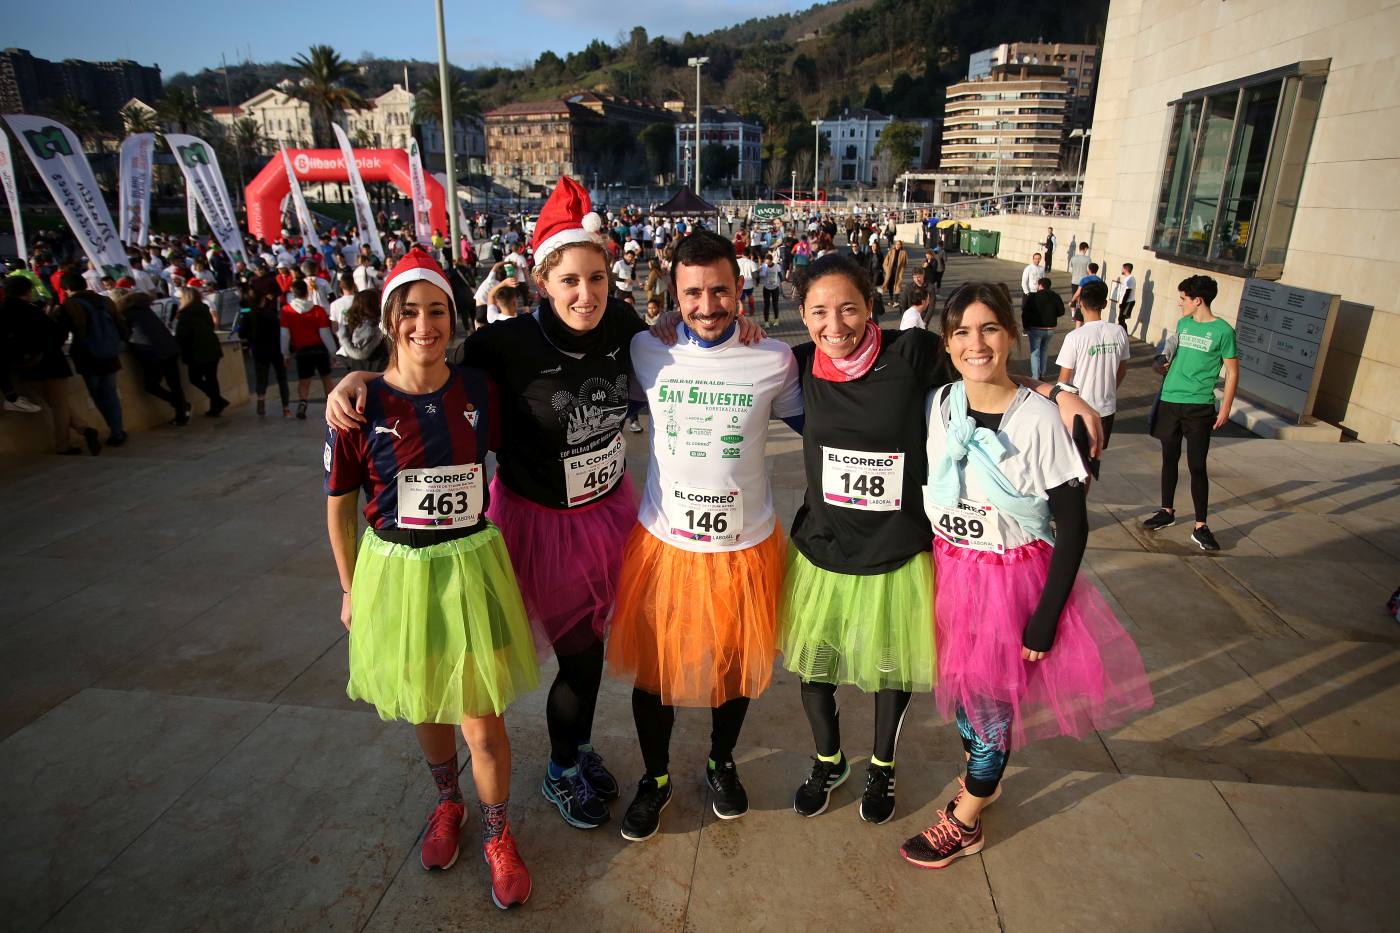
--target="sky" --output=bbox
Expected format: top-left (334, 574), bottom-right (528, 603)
top-left (7, 0), bottom-right (809, 77)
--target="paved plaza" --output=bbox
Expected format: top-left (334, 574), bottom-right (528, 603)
top-left (2, 255), bottom-right (1398, 932)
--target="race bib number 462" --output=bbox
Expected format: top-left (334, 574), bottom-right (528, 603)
top-left (564, 433), bottom-right (625, 507)
top-left (664, 483), bottom-right (743, 548)
top-left (397, 464), bottom-right (483, 529)
top-left (821, 446), bottom-right (903, 511)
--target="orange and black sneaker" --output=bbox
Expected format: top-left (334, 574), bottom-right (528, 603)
top-left (900, 806), bottom-right (984, 869)
top-left (419, 800), bottom-right (466, 870)
top-left (483, 825), bottom-right (531, 910)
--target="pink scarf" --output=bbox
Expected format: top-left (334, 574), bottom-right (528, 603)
top-left (812, 322), bottom-right (882, 382)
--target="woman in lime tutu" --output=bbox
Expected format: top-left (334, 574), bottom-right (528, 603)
top-left (324, 248), bottom-right (537, 910)
top-left (782, 254), bottom-right (954, 824)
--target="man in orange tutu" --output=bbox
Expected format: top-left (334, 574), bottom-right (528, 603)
top-left (609, 229), bottom-right (805, 841)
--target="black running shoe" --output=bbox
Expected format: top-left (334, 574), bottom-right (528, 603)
top-left (793, 754), bottom-right (849, 818)
top-left (620, 777), bottom-right (672, 842)
top-left (705, 760), bottom-right (748, 820)
top-left (1141, 508), bottom-right (1176, 531)
top-left (296, 400), bottom-right (308, 420)
top-left (859, 763), bottom-right (896, 824)
top-left (1191, 525), bottom-right (1220, 551)
top-left (900, 807), bottom-right (984, 869)
top-left (577, 746), bottom-right (620, 802)
top-left (541, 766), bottom-right (609, 829)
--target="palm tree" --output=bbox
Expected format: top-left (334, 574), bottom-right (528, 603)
top-left (44, 96), bottom-right (104, 150)
top-left (412, 75), bottom-right (476, 133)
top-left (156, 87), bottom-right (210, 135)
top-left (120, 103), bottom-right (159, 136)
top-left (231, 117), bottom-right (265, 159)
top-left (290, 44), bottom-right (367, 148)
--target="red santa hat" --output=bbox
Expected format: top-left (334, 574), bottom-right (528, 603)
top-left (380, 247), bottom-right (454, 332)
top-left (531, 176), bottom-right (604, 266)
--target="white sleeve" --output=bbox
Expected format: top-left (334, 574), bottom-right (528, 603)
top-left (1032, 403), bottom-right (1089, 492)
top-left (1119, 328), bottom-right (1131, 360)
top-left (1054, 331), bottom-right (1078, 369)
top-left (770, 346), bottom-right (804, 419)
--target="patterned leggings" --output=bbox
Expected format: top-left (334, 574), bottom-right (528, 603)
top-left (956, 701), bottom-right (1013, 798)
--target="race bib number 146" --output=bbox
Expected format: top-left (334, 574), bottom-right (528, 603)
top-left (664, 483), bottom-right (743, 549)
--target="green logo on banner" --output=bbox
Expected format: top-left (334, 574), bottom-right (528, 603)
top-left (178, 144), bottom-right (209, 168)
top-left (753, 203), bottom-right (785, 220)
top-left (23, 126), bottom-right (73, 159)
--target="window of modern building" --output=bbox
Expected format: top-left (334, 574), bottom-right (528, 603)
top-left (1149, 59), bottom-right (1327, 278)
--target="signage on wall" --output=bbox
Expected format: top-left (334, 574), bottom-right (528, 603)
top-left (1234, 279), bottom-right (1340, 423)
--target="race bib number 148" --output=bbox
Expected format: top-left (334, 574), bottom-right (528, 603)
top-left (821, 446), bottom-right (903, 511)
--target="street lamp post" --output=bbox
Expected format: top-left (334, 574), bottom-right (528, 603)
top-left (1071, 128), bottom-right (1093, 195)
top-left (687, 56), bottom-right (709, 196)
top-left (790, 170), bottom-right (796, 202)
top-left (434, 0), bottom-right (460, 254)
top-left (810, 119), bottom-right (823, 206)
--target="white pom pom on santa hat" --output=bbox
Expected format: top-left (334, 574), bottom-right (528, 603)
top-left (532, 177), bottom-right (604, 265)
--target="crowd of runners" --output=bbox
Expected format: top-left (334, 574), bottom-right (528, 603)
top-left (0, 176), bottom-right (1247, 910)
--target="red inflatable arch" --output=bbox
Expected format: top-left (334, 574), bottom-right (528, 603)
top-left (245, 148), bottom-right (448, 244)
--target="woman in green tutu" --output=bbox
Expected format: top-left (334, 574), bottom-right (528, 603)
top-left (782, 254), bottom-right (954, 824)
top-left (324, 249), bottom-right (537, 910)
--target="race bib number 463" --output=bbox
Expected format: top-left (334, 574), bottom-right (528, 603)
top-left (821, 446), bottom-right (903, 511)
top-left (397, 464), bottom-right (483, 529)
top-left (564, 433), bottom-right (625, 507)
top-left (665, 483), bottom-right (743, 548)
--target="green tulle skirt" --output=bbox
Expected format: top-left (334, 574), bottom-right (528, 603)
top-left (347, 525), bottom-right (539, 722)
top-left (778, 544), bottom-right (936, 693)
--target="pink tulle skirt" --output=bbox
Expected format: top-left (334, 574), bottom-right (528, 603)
top-left (486, 473), bottom-right (638, 654)
top-left (933, 538), bottom-right (1153, 750)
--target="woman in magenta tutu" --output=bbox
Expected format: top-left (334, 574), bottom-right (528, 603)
top-left (901, 283), bottom-right (1152, 869)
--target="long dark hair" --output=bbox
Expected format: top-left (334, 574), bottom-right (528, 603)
top-left (344, 288), bottom-right (381, 333)
top-left (940, 282), bottom-right (1018, 341)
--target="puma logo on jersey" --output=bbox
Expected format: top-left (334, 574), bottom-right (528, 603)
top-left (374, 419), bottom-right (403, 439)
top-left (540, 365), bottom-right (562, 375)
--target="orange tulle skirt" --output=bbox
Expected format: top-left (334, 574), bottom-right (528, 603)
top-left (607, 523), bottom-right (786, 707)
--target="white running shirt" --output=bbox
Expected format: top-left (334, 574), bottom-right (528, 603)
top-left (1055, 320), bottom-right (1131, 416)
top-left (630, 325), bottom-right (803, 553)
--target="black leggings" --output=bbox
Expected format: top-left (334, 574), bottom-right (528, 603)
top-left (762, 287), bottom-right (780, 319)
top-left (186, 361), bottom-right (224, 406)
top-left (632, 688), bottom-right (749, 779)
top-left (546, 637), bottom-right (605, 767)
top-left (956, 702), bottom-right (1012, 798)
top-left (800, 680), bottom-right (911, 764)
top-left (254, 354), bottom-right (289, 407)
top-left (1161, 428), bottom-right (1212, 522)
top-left (140, 356), bottom-right (187, 416)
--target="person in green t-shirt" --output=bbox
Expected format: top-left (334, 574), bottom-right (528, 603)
top-left (1140, 275), bottom-right (1238, 551)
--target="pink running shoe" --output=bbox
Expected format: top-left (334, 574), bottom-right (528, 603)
top-left (420, 800), bottom-right (466, 870)
top-left (483, 826), bottom-right (532, 909)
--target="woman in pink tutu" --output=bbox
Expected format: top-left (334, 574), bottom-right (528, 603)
top-left (901, 282), bottom-right (1152, 869)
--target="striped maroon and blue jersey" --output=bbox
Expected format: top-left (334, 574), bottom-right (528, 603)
top-left (324, 364), bottom-right (502, 530)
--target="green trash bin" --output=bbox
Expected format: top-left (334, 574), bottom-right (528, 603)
top-left (983, 230), bottom-right (1001, 257)
top-left (969, 229), bottom-right (986, 255)
top-left (959, 227), bottom-right (972, 252)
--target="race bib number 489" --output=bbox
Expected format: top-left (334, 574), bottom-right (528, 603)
top-left (397, 464), bottom-right (484, 529)
top-left (564, 433), bottom-right (625, 507)
top-left (664, 483), bottom-right (743, 548)
top-left (821, 446), bottom-right (903, 511)
top-left (931, 499), bottom-right (1004, 553)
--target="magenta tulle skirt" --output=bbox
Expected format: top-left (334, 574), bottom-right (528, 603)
top-left (933, 537), bottom-right (1153, 750)
top-left (486, 473), bottom-right (638, 654)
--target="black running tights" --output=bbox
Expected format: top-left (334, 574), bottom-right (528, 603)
top-left (632, 688), bottom-right (749, 779)
top-left (546, 637), bottom-right (605, 768)
top-left (956, 702), bottom-right (1013, 798)
top-left (1161, 428), bottom-right (1212, 522)
top-left (800, 680), bottom-right (912, 764)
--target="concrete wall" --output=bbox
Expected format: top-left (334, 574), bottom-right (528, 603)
top-left (0, 338), bottom-right (250, 455)
top-left (1071, 0), bottom-right (1400, 443)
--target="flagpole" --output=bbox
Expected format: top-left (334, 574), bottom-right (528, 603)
top-left (435, 0), bottom-right (461, 255)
